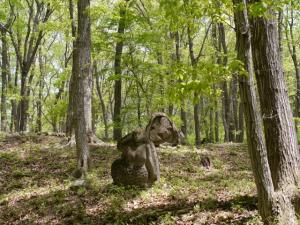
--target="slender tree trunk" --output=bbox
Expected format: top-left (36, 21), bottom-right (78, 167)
top-left (66, 0), bottom-right (77, 137)
top-left (1, 31), bottom-right (8, 132)
top-left (10, 34), bottom-right (21, 132)
top-left (95, 65), bottom-right (109, 140)
top-left (285, 8), bottom-right (300, 132)
top-left (173, 31), bottom-right (188, 139)
top-left (36, 49), bottom-right (44, 133)
top-left (209, 106), bottom-right (214, 142)
top-left (194, 99), bottom-right (201, 147)
top-left (74, 0), bottom-right (93, 174)
top-left (236, 101), bottom-right (244, 142)
top-left (218, 23), bottom-right (232, 142)
top-left (212, 86), bottom-right (219, 143)
top-left (18, 69), bottom-right (30, 131)
top-left (157, 52), bottom-right (165, 113)
top-left (187, 26), bottom-right (201, 146)
top-left (211, 26), bottom-right (220, 143)
top-left (231, 75), bottom-right (238, 142)
top-left (113, 0), bottom-right (129, 141)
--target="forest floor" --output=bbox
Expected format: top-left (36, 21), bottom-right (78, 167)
top-left (0, 134), bottom-right (262, 225)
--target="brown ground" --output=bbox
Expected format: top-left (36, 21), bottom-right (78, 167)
top-left (0, 134), bottom-right (262, 225)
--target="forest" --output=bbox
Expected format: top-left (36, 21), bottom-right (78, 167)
top-left (1, 0), bottom-right (300, 224)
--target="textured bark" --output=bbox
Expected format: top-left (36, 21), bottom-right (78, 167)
top-left (113, 0), bottom-right (129, 141)
top-left (74, 0), bottom-right (93, 173)
top-left (233, 0), bottom-right (275, 222)
top-left (36, 49), bottom-right (44, 133)
top-left (66, 0), bottom-right (77, 137)
top-left (157, 52), bottom-right (165, 113)
top-left (1, 31), bottom-right (8, 131)
top-left (250, 2), bottom-right (300, 190)
top-left (249, 0), bottom-right (300, 223)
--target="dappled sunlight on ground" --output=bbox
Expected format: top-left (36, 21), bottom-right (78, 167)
top-left (0, 135), bottom-right (262, 224)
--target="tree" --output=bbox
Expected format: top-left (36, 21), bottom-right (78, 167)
top-left (284, 4), bottom-right (300, 130)
top-left (0, 18), bottom-right (12, 132)
top-left (113, 0), bottom-right (130, 141)
top-left (9, 0), bottom-right (53, 131)
top-left (233, 0), bottom-right (274, 222)
top-left (74, 0), bottom-right (92, 175)
top-left (234, 0), bottom-right (300, 223)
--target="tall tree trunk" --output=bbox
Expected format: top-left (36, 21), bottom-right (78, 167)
top-left (211, 26), bottom-right (220, 143)
top-left (193, 100), bottom-right (201, 147)
top-left (249, 1), bottom-right (300, 223)
top-left (285, 7), bottom-right (300, 132)
top-left (1, 31), bottom-right (8, 132)
top-left (9, 2), bottom-right (52, 132)
top-left (174, 31), bottom-right (188, 139)
top-left (10, 33), bottom-right (21, 132)
top-left (74, 0), bottom-right (93, 174)
top-left (18, 69), bottom-right (29, 131)
top-left (236, 101), bottom-right (244, 142)
top-left (218, 23), bottom-right (232, 142)
top-left (36, 49), bottom-right (44, 133)
top-left (157, 52), bottom-right (165, 113)
top-left (231, 75), bottom-right (239, 142)
top-left (113, 0), bottom-right (129, 141)
top-left (66, 0), bottom-right (77, 137)
top-left (187, 26), bottom-right (201, 147)
top-left (209, 106), bottom-right (214, 142)
top-left (233, 0), bottom-right (275, 222)
top-left (212, 87), bottom-right (219, 143)
top-left (94, 65), bottom-right (109, 140)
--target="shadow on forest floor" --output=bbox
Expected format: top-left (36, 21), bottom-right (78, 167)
top-left (0, 135), bottom-right (262, 224)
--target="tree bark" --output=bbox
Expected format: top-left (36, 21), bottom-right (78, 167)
top-left (248, 0), bottom-right (300, 223)
top-left (209, 106), bottom-right (214, 142)
top-left (250, 1), bottom-right (300, 190)
top-left (113, 0), bottom-right (129, 141)
top-left (218, 23), bottom-right (233, 142)
top-left (231, 75), bottom-right (239, 142)
top-left (233, 0), bottom-right (275, 222)
top-left (193, 100), bottom-right (201, 147)
top-left (236, 101), bottom-right (244, 142)
top-left (95, 65), bottom-right (109, 140)
top-left (36, 48), bottom-right (44, 133)
top-left (1, 30), bottom-right (8, 132)
top-left (74, 0), bottom-right (93, 174)
top-left (66, 0), bottom-right (77, 137)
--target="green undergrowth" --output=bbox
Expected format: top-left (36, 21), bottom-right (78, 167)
top-left (0, 136), bottom-right (262, 224)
